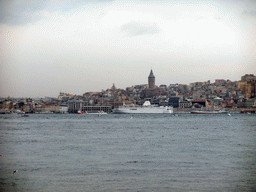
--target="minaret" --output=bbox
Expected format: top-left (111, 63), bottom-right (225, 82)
top-left (148, 69), bottom-right (155, 89)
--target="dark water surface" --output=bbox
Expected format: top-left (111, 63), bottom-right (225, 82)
top-left (0, 113), bottom-right (255, 191)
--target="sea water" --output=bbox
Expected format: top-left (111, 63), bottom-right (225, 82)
top-left (0, 113), bottom-right (255, 192)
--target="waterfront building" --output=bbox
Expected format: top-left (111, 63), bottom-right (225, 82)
top-left (68, 99), bottom-right (84, 113)
top-left (168, 96), bottom-right (180, 108)
top-left (41, 104), bottom-right (60, 113)
top-left (82, 105), bottom-right (112, 113)
top-left (241, 74), bottom-right (256, 81)
top-left (179, 101), bottom-right (192, 108)
top-left (159, 84), bottom-right (167, 91)
top-left (192, 100), bottom-right (206, 108)
top-left (238, 74), bottom-right (256, 98)
top-left (237, 98), bottom-right (256, 108)
top-left (58, 92), bottom-right (73, 101)
top-left (215, 79), bottom-right (226, 85)
top-left (238, 81), bottom-right (256, 98)
top-left (211, 86), bottom-right (227, 95)
top-left (60, 103), bottom-right (68, 113)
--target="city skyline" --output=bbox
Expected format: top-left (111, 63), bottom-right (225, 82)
top-left (1, 0), bottom-right (256, 98)
top-left (0, 70), bottom-right (253, 99)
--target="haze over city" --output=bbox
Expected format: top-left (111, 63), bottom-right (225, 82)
top-left (1, 0), bottom-right (256, 98)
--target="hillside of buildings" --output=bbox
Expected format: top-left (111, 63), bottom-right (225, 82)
top-left (1, 72), bottom-right (256, 114)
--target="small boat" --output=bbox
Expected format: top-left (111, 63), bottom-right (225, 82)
top-left (21, 114), bottom-right (29, 117)
top-left (86, 111), bottom-right (107, 115)
top-left (77, 111), bottom-right (85, 114)
top-left (15, 110), bottom-right (24, 114)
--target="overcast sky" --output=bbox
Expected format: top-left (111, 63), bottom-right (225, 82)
top-left (0, 0), bottom-right (256, 98)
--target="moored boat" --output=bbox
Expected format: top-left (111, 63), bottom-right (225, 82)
top-left (240, 109), bottom-right (255, 114)
top-left (190, 110), bottom-right (229, 114)
top-left (77, 111), bottom-right (85, 114)
top-left (86, 111), bottom-right (107, 115)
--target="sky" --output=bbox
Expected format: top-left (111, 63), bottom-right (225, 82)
top-left (0, 0), bottom-right (256, 98)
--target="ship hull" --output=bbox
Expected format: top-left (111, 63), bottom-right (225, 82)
top-left (113, 106), bottom-right (173, 114)
top-left (190, 111), bottom-right (229, 114)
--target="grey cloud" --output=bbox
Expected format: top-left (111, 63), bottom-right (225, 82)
top-left (121, 21), bottom-right (159, 36)
top-left (243, 10), bottom-right (256, 16)
top-left (0, 0), bottom-right (48, 25)
top-left (49, 0), bottom-right (114, 12)
top-left (0, 0), bottom-right (113, 25)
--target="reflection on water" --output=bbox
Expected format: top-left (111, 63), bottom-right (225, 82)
top-left (235, 117), bottom-right (256, 191)
top-left (0, 114), bottom-right (255, 191)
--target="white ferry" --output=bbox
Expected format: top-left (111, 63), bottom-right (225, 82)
top-left (113, 101), bottom-right (173, 114)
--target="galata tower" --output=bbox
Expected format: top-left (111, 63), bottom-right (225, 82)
top-left (148, 69), bottom-right (155, 89)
